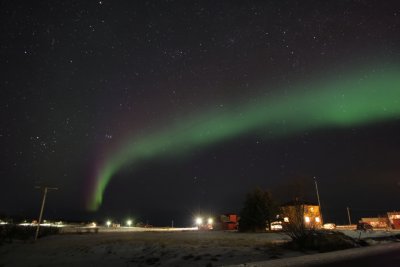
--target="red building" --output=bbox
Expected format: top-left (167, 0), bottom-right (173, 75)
top-left (220, 214), bottom-right (238, 230)
top-left (387, 212), bottom-right (400, 229)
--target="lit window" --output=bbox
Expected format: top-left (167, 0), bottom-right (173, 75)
top-left (304, 216), bottom-right (310, 223)
top-left (315, 217), bottom-right (320, 223)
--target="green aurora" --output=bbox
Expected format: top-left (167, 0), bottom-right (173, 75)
top-left (87, 68), bottom-right (400, 211)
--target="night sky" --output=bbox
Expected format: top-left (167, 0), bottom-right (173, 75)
top-left (1, 1), bottom-right (400, 226)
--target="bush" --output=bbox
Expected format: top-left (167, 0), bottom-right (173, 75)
top-left (285, 231), bottom-right (359, 252)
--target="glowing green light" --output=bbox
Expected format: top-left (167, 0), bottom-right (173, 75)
top-left (87, 67), bottom-right (400, 211)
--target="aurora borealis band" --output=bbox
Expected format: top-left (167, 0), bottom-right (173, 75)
top-left (87, 68), bottom-right (400, 211)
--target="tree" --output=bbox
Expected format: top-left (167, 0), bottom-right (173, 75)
top-left (239, 188), bottom-right (278, 232)
top-left (281, 200), bottom-right (308, 242)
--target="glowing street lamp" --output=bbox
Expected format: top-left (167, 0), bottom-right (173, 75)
top-left (195, 217), bottom-right (203, 225)
top-left (207, 218), bottom-right (213, 224)
top-left (106, 220), bottom-right (111, 227)
top-left (126, 219), bottom-right (133, 227)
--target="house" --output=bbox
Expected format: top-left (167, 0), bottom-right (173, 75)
top-left (360, 217), bottom-right (389, 229)
top-left (360, 212), bottom-right (400, 229)
top-left (280, 200), bottom-right (323, 227)
top-left (387, 211), bottom-right (400, 229)
top-left (220, 214), bottom-right (238, 230)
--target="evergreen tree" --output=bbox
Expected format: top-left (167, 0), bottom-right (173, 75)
top-left (239, 188), bottom-right (278, 232)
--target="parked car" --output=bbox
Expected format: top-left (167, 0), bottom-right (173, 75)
top-left (357, 222), bottom-right (373, 231)
top-left (322, 223), bottom-right (336, 230)
top-left (268, 221), bottom-right (283, 230)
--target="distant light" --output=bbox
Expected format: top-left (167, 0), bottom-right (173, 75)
top-left (207, 218), bottom-right (213, 224)
top-left (106, 220), bottom-right (111, 227)
top-left (195, 217), bottom-right (203, 225)
top-left (304, 216), bottom-right (310, 223)
top-left (126, 219), bottom-right (133, 227)
top-left (284, 217), bottom-right (289, 222)
top-left (315, 217), bottom-right (320, 223)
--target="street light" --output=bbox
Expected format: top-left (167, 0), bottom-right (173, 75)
top-left (195, 217), bottom-right (203, 225)
top-left (106, 220), bottom-right (111, 227)
top-left (126, 219), bottom-right (133, 227)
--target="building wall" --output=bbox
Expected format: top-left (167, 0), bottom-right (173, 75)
top-left (361, 217), bottom-right (389, 228)
top-left (220, 214), bottom-right (238, 230)
top-left (281, 204), bottom-right (322, 227)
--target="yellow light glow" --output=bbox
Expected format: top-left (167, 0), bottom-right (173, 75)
top-left (106, 220), bottom-right (111, 227)
top-left (195, 217), bottom-right (203, 225)
top-left (284, 217), bottom-right (289, 222)
top-left (304, 216), bottom-right (310, 223)
top-left (126, 219), bottom-right (133, 226)
top-left (207, 218), bottom-right (213, 224)
top-left (315, 217), bottom-right (320, 223)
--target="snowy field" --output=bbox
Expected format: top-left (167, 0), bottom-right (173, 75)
top-left (0, 229), bottom-right (398, 267)
top-left (0, 230), bottom-right (291, 267)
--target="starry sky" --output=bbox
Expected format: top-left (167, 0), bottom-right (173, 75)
top-left (1, 1), bottom-right (400, 226)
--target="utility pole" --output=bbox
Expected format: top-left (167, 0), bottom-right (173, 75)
top-left (346, 206), bottom-right (352, 225)
top-left (35, 186), bottom-right (58, 241)
top-left (314, 177), bottom-right (323, 224)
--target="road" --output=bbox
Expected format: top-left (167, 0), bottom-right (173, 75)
top-left (318, 247), bottom-right (400, 267)
top-left (228, 242), bottom-right (400, 267)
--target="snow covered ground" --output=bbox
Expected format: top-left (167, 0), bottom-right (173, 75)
top-left (0, 229), bottom-right (398, 266)
top-left (0, 230), bottom-right (293, 267)
top-left (337, 229), bottom-right (400, 239)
